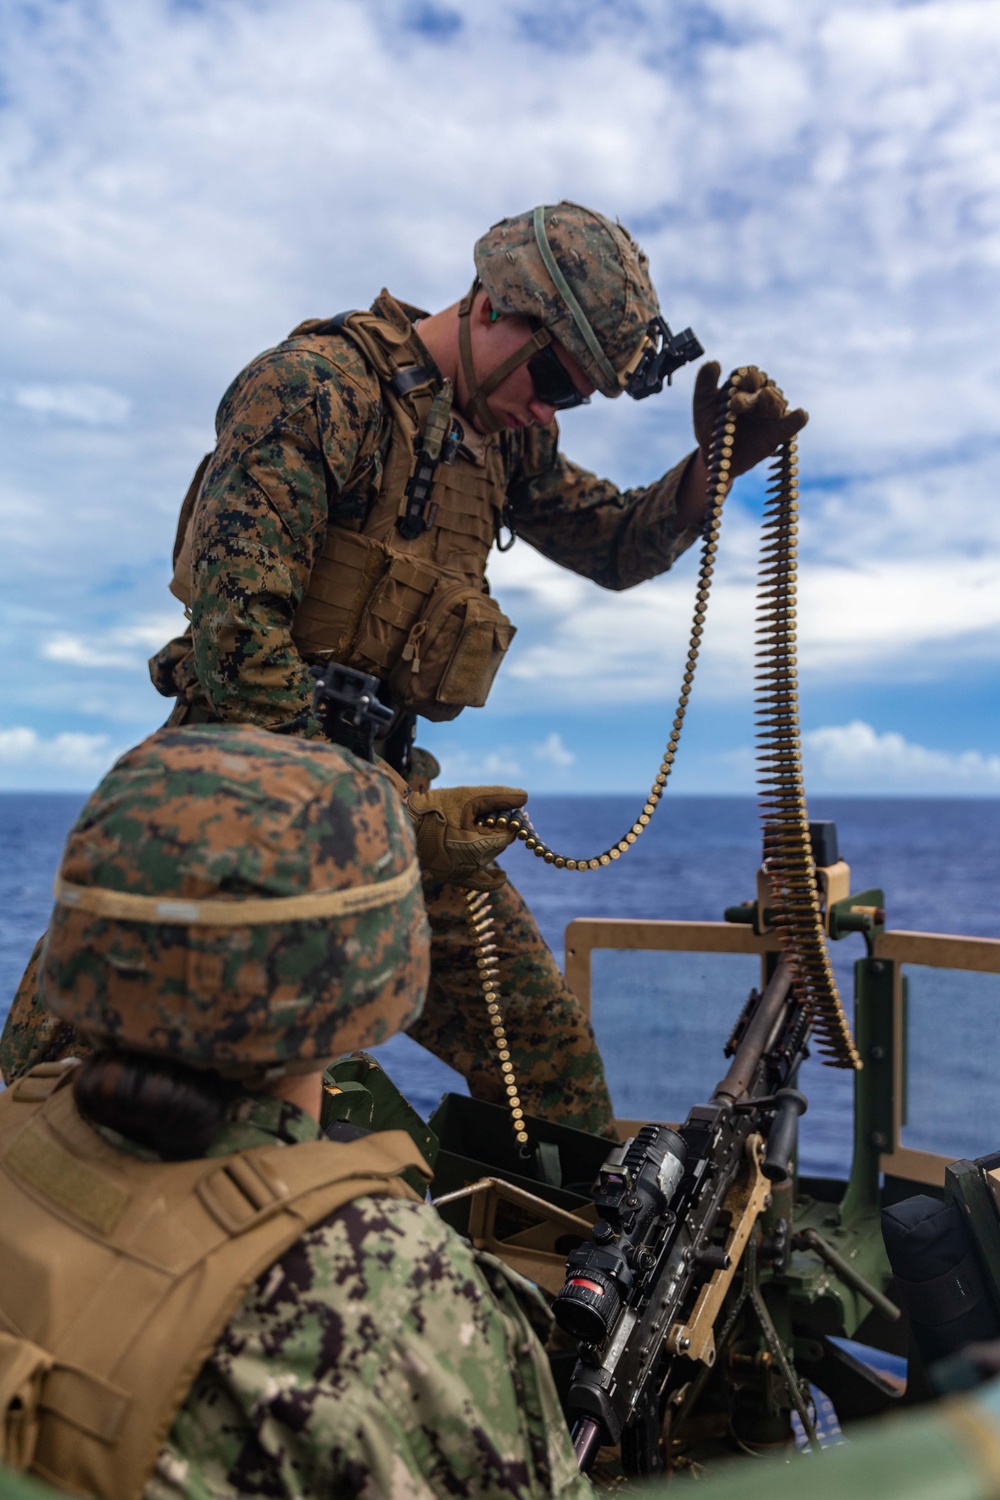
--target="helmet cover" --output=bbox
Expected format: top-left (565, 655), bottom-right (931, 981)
top-left (474, 201), bottom-right (661, 398)
top-left (41, 726), bottom-right (429, 1077)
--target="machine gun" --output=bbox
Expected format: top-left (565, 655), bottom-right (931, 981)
top-left (429, 827), bottom-right (906, 1477)
top-left (553, 958), bottom-right (815, 1473)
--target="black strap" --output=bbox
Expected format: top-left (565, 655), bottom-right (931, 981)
top-left (303, 311), bottom-right (360, 337)
top-left (494, 503), bottom-right (517, 553)
top-left (390, 365), bottom-right (436, 398)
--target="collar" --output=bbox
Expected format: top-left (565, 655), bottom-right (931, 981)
top-left (208, 1093), bottom-right (320, 1154)
top-left (93, 1092), bottom-right (320, 1161)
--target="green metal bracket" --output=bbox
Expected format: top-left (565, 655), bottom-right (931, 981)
top-left (724, 886), bottom-right (885, 953)
top-left (828, 887), bottom-right (887, 953)
top-left (839, 955), bottom-right (897, 1227)
top-left (321, 1078), bottom-right (375, 1129)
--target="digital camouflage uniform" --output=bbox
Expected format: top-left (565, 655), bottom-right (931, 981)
top-left (0, 726), bottom-right (591, 1499)
top-left (41, 725), bottom-right (430, 1073)
top-left (148, 295), bottom-right (699, 733)
top-left (137, 269), bottom-right (701, 1135)
top-left (145, 1093), bottom-right (589, 1500)
top-left (1, 936), bottom-right (73, 1084)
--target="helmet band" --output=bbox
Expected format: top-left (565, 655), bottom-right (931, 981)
top-left (532, 205), bottom-right (619, 389)
top-left (54, 858), bottom-right (420, 927)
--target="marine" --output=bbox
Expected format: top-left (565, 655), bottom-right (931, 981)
top-left (1, 201), bottom-right (807, 1133)
top-left (0, 725), bottom-right (591, 1499)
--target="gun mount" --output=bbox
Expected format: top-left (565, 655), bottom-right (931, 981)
top-left (427, 827), bottom-right (942, 1479)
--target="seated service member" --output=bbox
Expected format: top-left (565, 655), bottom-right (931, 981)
top-left (146, 200), bottom-right (806, 1140)
top-left (0, 726), bottom-right (590, 1500)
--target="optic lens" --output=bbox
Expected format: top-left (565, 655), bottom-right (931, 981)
top-left (553, 1267), bottom-right (623, 1343)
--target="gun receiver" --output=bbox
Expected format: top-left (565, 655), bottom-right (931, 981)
top-left (553, 959), bottom-right (812, 1473)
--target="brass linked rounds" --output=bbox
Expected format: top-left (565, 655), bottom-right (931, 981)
top-left (472, 379), bottom-right (861, 1090)
top-left (465, 888), bottom-right (532, 1150)
top-left (754, 437), bottom-right (861, 1072)
top-left (472, 376), bottom-right (739, 871)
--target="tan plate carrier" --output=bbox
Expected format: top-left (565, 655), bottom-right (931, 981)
top-left (170, 295), bottom-right (516, 721)
top-left (0, 1060), bottom-right (430, 1500)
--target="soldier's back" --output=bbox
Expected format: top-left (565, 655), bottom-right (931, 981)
top-left (151, 1192), bottom-right (591, 1500)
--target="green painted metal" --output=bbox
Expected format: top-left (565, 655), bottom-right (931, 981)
top-left (321, 1052), bottom-right (440, 1196)
top-left (840, 955), bottom-right (897, 1228)
top-left (828, 886), bottom-right (886, 951)
top-left (648, 1396), bottom-right (994, 1498)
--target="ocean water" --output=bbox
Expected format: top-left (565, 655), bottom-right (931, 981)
top-left (3, 792), bottom-right (1000, 1179)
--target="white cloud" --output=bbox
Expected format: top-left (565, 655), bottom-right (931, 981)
top-left (710, 719), bottom-right (1000, 795)
top-left (533, 732), bottom-right (574, 768)
top-left (0, 726), bottom-right (120, 787)
top-left (803, 720), bottom-right (1000, 793)
top-left (41, 615), bottom-right (187, 670)
top-left (42, 634), bottom-right (137, 669)
top-left (487, 510), bottom-right (1000, 709)
top-left (13, 383), bottom-right (130, 425)
top-left (431, 745), bottom-right (524, 786)
top-left (2, 0), bottom-right (1000, 782)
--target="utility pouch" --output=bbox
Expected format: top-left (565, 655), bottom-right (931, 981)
top-left (386, 580), bottom-right (516, 720)
top-left (297, 530), bottom-right (516, 720)
top-left (291, 529), bottom-right (388, 662)
top-left (882, 1194), bottom-right (1000, 1366)
top-left (0, 1333), bottom-right (53, 1469)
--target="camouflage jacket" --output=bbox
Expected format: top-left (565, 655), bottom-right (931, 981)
top-left (149, 290), bottom-right (701, 733)
top-left (141, 1093), bottom-right (591, 1499)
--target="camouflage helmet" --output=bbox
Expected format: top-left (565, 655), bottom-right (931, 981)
top-left (474, 201), bottom-right (661, 398)
top-left (40, 726), bottom-right (429, 1078)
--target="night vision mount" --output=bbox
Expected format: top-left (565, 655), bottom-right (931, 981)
top-left (627, 316), bottom-right (704, 400)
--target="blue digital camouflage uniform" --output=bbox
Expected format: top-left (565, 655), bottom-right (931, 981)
top-left (141, 1093), bottom-right (591, 1500)
top-left (142, 291), bottom-right (702, 1139)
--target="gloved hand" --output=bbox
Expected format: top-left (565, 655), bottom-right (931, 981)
top-left (692, 363), bottom-right (808, 478)
top-left (407, 785), bottom-right (528, 890)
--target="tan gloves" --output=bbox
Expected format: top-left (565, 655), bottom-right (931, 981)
top-left (406, 784), bottom-right (528, 890)
top-left (693, 363), bottom-right (808, 478)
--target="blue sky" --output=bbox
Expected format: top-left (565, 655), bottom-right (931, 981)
top-left (2, 0), bottom-right (1000, 793)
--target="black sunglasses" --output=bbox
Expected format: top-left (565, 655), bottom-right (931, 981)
top-left (526, 340), bottom-right (591, 411)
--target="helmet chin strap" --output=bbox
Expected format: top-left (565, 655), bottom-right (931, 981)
top-left (457, 280), bottom-right (552, 434)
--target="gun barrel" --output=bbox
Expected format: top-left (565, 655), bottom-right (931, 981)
top-left (712, 960), bottom-right (792, 1106)
top-left (572, 1416), bottom-right (605, 1472)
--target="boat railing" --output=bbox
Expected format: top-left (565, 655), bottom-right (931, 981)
top-left (565, 919), bottom-right (1000, 1191)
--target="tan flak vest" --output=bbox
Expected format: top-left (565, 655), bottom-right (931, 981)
top-left (171, 298), bottom-right (516, 722)
top-left (0, 1060), bottom-right (430, 1499)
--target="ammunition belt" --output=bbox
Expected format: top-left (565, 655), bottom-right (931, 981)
top-left (474, 371), bottom-right (859, 1150)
